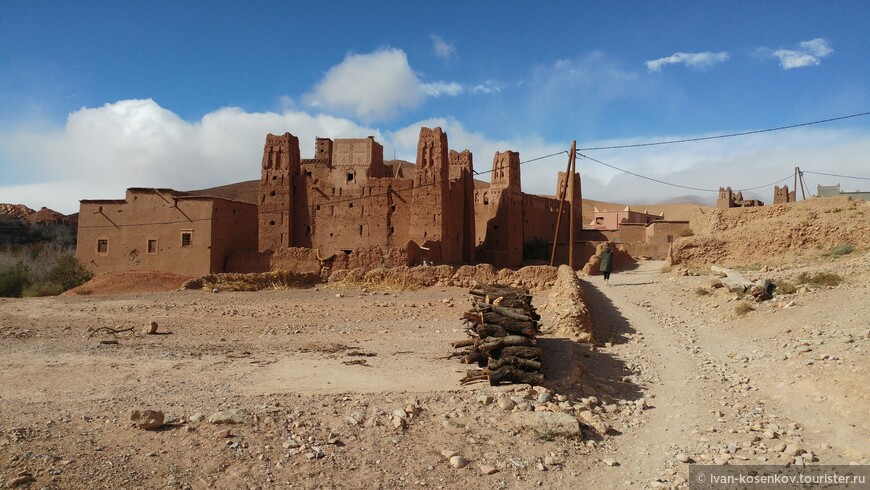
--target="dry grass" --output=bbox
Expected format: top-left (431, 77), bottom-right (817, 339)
top-left (694, 287), bottom-right (711, 296)
top-left (774, 281), bottom-right (797, 295)
top-left (193, 271), bottom-right (322, 292)
top-left (734, 302), bottom-right (755, 316)
top-left (796, 271), bottom-right (843, 287)
top-left (328, 269), bottom-right (424, 291)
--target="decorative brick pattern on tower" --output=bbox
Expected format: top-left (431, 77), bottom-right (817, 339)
top-left (259, 133), bottom-right (300, 252)
top-left (449, 150), bottom-right (476, 263)
top-left (409, 127), bottom-right (461, 263)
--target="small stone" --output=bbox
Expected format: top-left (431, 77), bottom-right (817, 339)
top-left (497, 398), bottom-right (516, 410)
top-left (537, 393), bottom-right (552, 403)
top-left (480, 464), bottom-right (498, 475)
top-left (216, 429), bottom-right (232, 438)
top-left (345, 410), bottom-right (365, 426)
top-left (392, 416), bottom-right (405, 429)
top-left (784, 444), bottom-right (804, 457)
top-left (441, 450), bottom-right (458, 459)
top-left (335, 293), bottom-right (344, 298)
top-left (130, 410), bottom-right (164, 430)
top-left (763, 429), bottom-right (777, 439)
top-left (478, 395), bottom-right (494, 406)
top-left (6, 473), bottom-right (35, 487)
top-left (392, 408), bottom-right (408, 420)
top-left (145, 320), bottom-right (159, 335)
top-left (449, 455), bottom-right (469, 468)
top-left (602, 458), bottom-right (619, 466)
top-left (676, 453), bottom-right (691, 463)
top-left (212, 288), bottom-right (220, 293)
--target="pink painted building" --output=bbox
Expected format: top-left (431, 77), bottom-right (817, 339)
top-left (589, 206), bottom-right (663, 231)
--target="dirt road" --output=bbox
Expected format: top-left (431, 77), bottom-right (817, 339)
top-left (1, 255), bottom-right (867, 489)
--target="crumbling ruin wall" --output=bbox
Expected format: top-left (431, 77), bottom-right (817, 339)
top-left (538, 265), bottom-right (594, 343)
top-left (327, 264), bottom-right (558, 291)
top-left (773, 184), bottom-right (796, 205)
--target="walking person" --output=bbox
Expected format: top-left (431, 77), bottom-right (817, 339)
top-left (600, 243), bottom-right (613, 285)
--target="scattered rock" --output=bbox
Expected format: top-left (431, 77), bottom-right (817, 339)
top-left (207, 409), bottom-right (248, 425)
top-left (449, 455), bottom-right (469, 468)
top-left (602, 458), bottom-right (619, 466)
top-left (676, 453), bottom-right (691, 463)
top-left (497, 397), bottom-right (516, 411)
top-left (479, 464), bottom-right (498, 475)
top-left (145, 320), bottom-right (159, 334)
top-left (6, 473), bottom-right (35, 487)
top-left (215, 429), bottom-right (232, 438)
top-left (130, 409), bottom-right (164, 430)
top-left (511, 411), bottom-right (581, 437)
top-left (441, 450), bottom-right (458, 459)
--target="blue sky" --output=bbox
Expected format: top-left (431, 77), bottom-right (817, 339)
top-left (1, 1), bottom-right (868, 213)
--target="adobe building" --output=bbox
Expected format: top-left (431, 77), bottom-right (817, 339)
top-left (76, 189), bottom-right (257, 276)
top-left (589, 206), bottom-right (663, 230)
top-left (256, 127), bottom-right (580, 270)
top-left (817, 183), bottom-right (870, 201)
top-left (579, 206), bottom-right (688, 259)
top-left (76, 127), bottom-right (587, 276)
top-left (773, 184), bottom-right (796, 204)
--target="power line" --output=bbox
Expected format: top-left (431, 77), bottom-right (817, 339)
top-left (576, 111), bottom-right (870, 151)
top-left (802, 170), bottom-right (870, 181)
top-left (294, 151), bottom-right (569, 209)
top-left (576, 151), bottom-right (793, 193)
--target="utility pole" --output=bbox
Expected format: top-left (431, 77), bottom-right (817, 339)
top-left (549, 149), bottom-right (573, 266)
top-left (567, 140), bottom-right (577, 269)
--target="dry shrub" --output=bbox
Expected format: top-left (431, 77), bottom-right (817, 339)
top-left (796, 272), bottom-right (843, 287)
top-left (774, 281), bottom-right (797, 295)
top-left (694, 287), bottom-right (711, 296)
top-left (826, 243), bottom-right (855, 257)
top-left (195, 271), bottom-right (321, 291)
top-left (329, 267), bottom-right (424, 291)
top-left (734, 302), bottom-right (755, 316)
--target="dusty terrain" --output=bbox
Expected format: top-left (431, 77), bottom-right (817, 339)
top-left (1, 243), bottom-right (868, 488)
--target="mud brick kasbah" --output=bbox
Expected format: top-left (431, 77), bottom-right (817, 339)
top-left (76, 127), bottom-right (589, 277)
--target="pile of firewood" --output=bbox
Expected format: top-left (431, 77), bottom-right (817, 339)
top-left (450, 285), bottom-right (544, 386)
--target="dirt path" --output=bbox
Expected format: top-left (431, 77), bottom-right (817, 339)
top-left (579, 262), bottom-right (718, 487)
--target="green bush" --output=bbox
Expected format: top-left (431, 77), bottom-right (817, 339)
top-left (0, 262), bottom-right (31, 297)
top-left (46, 254), bottom-right (92, 291)
top-left (22, 281), bottom-right (65, 297)
top-left (523, 238), bottom-right (551, 261)
top-left (828, 243), bottom-right (855, 257)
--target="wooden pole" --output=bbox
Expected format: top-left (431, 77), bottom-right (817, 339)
top-left (567, 140), bottom-right (577, 269)
top-left (549, 149), bottom-right (573, 266)
top-left (794, 166), bottom-right (799, 201)
top-left (796, 166), bottom-right (807, 200)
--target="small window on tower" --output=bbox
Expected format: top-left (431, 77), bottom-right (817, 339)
top-left (97, 239), bottom-right (108, 254)
top-left (181, 231), bottom-right (192, 247)
top-left (147, 239), bottom-right (158, 254)
top-left (347, 172), bottom-right (354, 182)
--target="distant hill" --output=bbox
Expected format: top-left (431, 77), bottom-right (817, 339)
top-left (186, 180), bottom-right (259, 205)
top-left (655, 195), bottom-right (714, 206)
top-left (0, 203), bottom-right (77, 226)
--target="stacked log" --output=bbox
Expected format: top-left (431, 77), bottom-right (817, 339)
top-left (450, 285), bottom-right (544, 386)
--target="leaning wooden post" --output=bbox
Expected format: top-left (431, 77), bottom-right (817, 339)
top-left (567, 140), bottom-right (577, 269)
top-left (549, 149), bottom-right (573, 266)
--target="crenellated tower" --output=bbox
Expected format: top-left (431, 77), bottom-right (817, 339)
top-left (258, 132), bottom-right (300, 252)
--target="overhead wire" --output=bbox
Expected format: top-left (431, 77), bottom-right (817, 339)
top-left (802, 170), bottom-right (870, 181)
top-left (576, 111), bottom-right (870, 151)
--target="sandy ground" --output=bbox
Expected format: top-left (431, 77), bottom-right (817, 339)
top-left (1, 253), bottom-right (868, 489)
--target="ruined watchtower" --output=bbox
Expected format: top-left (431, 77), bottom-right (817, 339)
top-left (259, 133), bottom-right (300, 252)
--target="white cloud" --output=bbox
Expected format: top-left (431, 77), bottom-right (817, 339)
top-left (472, 82), bottom-right (501, 95)
top-left (304, 48), bottom-right (424, 121)
top-left (645, 51), bottom-right (730, 72)
top-left (431, 35), bottom-right (455, 62)
top-left (421, 82), bottom-right (464, 97)
top-left (772, 38), bottom-right (833, 69)
top-left (303, 48), bottom-right (464, 122)
top-left (0, 99), bottom-right (380, 214)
